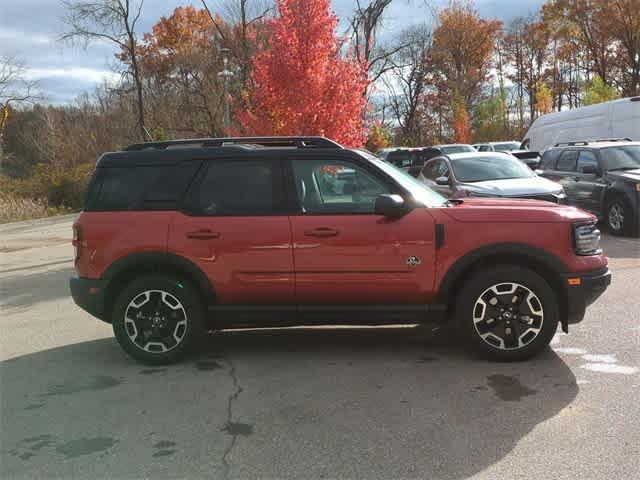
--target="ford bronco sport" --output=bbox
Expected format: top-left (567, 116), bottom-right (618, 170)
top-left (70, 136), bottom-right (611, 364)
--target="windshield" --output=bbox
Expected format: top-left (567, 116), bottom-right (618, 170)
top-left (451, 155), bottom-right (535, 182)
top-left (440, 145), bottom-right (475, 154)
top-left (493, 142), bottom-right (521, 152)
top-left (601, 145), bottom-right (640, 171)
top-left (355, 150), bottom-right (447, 207)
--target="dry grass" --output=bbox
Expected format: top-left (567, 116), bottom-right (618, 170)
top-left (0, 193), bottom-right (52, 224)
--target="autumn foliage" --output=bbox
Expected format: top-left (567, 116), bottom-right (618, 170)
top-left (452, 100), bottom-right (471, 144)
top-left (235, 0), bottom-right (369, 147)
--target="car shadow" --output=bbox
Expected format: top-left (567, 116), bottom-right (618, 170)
top-left (1, 327), bottom-right (577, 479)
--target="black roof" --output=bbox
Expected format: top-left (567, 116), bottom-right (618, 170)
top-left (96, 136), bottom-right (353, 167)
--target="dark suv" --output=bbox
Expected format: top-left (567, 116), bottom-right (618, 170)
top-left (537, 139), bottom-right (640, 236)
top-left (70, 136), bottom-right (610, 364)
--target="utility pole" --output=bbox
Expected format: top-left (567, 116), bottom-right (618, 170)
top-left (218, 48), bottom-right (234, 134)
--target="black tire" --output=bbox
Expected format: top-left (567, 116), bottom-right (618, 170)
top-left (112, 274), bottom-right (205, 364)
top-left (605, 197), bottom-right (636, 237)
top-left (455, 266), bottom-right (559, 362)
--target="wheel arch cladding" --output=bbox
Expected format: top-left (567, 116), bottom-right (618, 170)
top-left (102, 252), bottom-right (216, 321)
top-left (438, 243), bottom-right (570, 331)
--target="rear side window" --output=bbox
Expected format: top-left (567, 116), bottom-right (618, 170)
top-left (387, 151), bottom-right (413, 168)
top-left (556, 151), bottom-right (578, 171)
top-left (86, 161), bottom-right (200, 211)
top-left (187, 159), bottom-right (281, 215)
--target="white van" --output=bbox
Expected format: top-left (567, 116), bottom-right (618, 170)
top-left (521, 97), bottom-right (640, 152)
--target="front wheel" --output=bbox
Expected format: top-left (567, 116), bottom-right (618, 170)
top-left (112, 275), bottom-right (205, 364)
top-left (605, 197), bottom-right (636, 236)
top-left (456, 266), bottom-right (559, 361)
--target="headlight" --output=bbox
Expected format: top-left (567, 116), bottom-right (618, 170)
top-left (573, 223), bottom-right (602, 256)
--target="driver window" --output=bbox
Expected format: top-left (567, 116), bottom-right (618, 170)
top-left (291, 159), bottom-right (391, 214)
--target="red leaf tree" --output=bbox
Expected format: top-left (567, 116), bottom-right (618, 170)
top-left (235, 0), bottom-right (369, 147)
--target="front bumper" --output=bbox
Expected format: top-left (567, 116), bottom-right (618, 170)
top-left (563, 268), bottom-right (611, 327)
top-left (69, 275), bottom-right (108, 322)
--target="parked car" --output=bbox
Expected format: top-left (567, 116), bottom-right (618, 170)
top-left (510, 150), bottom-right (542, 169)
top-left (521, 96), bottom-right (640, 152)
top-left (537, 139), bottom-right (640, 236)
top-left (417, 152), bottom-right (567, 203)
top-left (376, 147), bottom-right (404, 161)
top-left (70, 136), bottom-right (610, 364)
top-left (384, 148), bottom-right (429, 178)
top-left (473, 141), bottom-right (522, 152)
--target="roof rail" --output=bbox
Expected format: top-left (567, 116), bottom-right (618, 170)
top-left (125, 136), bottom-right (343, 151)
top-left (553, 141), bottom-right (589, 147)
top-left (591, 137), bottom-right (633, 143)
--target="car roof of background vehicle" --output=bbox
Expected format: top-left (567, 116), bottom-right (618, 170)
top-left (445, 151), bottom-right (516, 161)
top-left (433, 143), bottom-right (473, 148)
top-left (550, 139), bottom-right (640, 150)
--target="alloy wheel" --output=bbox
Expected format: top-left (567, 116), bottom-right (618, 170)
top-left (608, 203), bottom-right (624, 232)
top-left (124, 290), bottom-right (188, 353)
top-left (472, 282), bottom-right (544, 351)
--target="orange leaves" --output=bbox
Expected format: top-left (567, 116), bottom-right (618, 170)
top-left (235, 0), bottom-right (369, 147)
top-left (452, 100), bottom-right (471, 144)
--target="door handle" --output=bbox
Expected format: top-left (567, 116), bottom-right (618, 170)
top-left (304, 227), bottom-right (339, 238)
top-left (186, 229), bottom-right (220, 240)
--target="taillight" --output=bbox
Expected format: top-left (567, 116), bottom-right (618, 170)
top-left (72, 224), bottom-right (82, 262)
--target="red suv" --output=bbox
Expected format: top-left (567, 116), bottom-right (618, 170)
top-left (70, 136), bottom-right (611, 364)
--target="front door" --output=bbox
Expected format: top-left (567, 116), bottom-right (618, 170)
top-left (168, 157), bottom-right (294, 304)
top-left (573, 150), bottom-right (606, 215)
top-left (287, 156), bottom-right (436, 305)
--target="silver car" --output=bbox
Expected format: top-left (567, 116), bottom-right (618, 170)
top-left (417, 152), bottom-right (567, 203)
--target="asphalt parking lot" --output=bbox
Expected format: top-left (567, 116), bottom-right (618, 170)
top-left (1, 215), bottom-right (639, 479)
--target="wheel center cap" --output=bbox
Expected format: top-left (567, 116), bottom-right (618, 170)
top-left (503, 311), bottom-right (513, 319)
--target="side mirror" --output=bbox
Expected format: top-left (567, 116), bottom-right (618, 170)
top-left (374, 194), bottom-right (407, 218)
top-left (581, 165), bottom-right (600, 175)
top-left (435, 176), bottom-right (450, 186)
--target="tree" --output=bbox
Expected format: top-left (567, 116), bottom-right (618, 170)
top-left (428, 1), bottom-right (502, 110)
top-left (1, 57), bottom-right (39, 166)
top-left (236, 0), bottom-right (369, 147)
top-left (383, 25), bottom-right (434, 145)
top-left (62, 0), bottom-right (149, 141)
top-left (452, 97), bottom-right (471, 143)
top-left (583, 75), bottom-right (620, 106)
top-left (535, 80), bottom-right (553, 115)
top-left (349, 0), bottom-right (405, 97)
top-left (365, 122), bottom-right (391, 152)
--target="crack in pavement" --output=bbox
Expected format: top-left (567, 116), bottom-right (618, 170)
top-left (220, 356), bottom-right (250, 480)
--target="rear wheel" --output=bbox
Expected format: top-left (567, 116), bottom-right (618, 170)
top-left (112, 275), bottom-right (205, 364)
top-left (456, 266), bottom-right (559, 361)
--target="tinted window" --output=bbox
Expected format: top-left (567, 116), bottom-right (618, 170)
top-left (556, 151), bottom-right (578, 171)
top-left (191, 160), bottom-right (279, 215)
top-left (540, 149), bottom-right (561, 169)
top-left (493, 142), bottom-right (521, 152)
top-left (576, 150), bottom-right (599, 172)
top-left (478, 145), bottom-right (491, 152)
top-left (87, 162), bottom-right (200, 211)
top-left (386, 151), bottom-right (414, 168)
top-left (600, 145), bottom-right (640, 171)
top-left (450, 155), bottom-right (533, 182)
top-left (292, 159), bottom-right (390, 214)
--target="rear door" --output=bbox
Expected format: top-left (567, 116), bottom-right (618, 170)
top-left (287, 155), bottom-right (436, 305)
top-left (168, 157), bottom-right (294, 304)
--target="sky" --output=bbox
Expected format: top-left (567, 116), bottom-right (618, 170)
top-left (0, 0), bottom-right (545, 105)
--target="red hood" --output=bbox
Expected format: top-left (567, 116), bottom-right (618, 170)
top-left (441, 198), bottom-right (597, 223)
